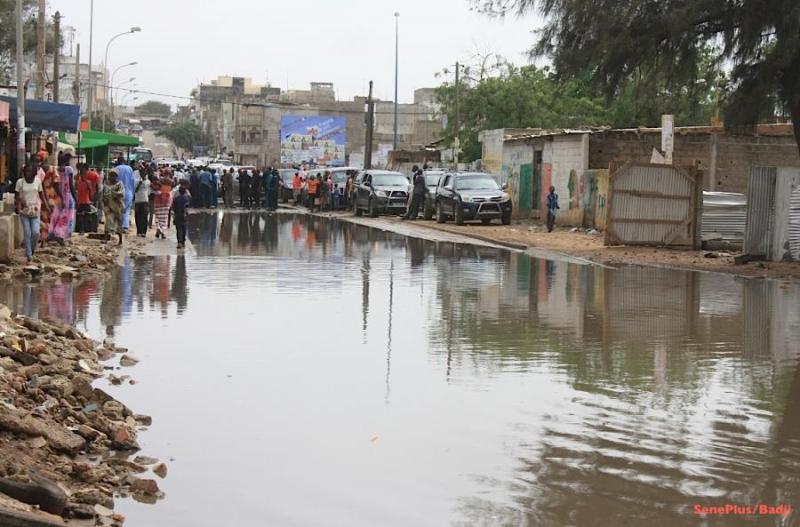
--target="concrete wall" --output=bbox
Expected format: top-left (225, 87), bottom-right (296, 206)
top-left (551, 135), bottom-right (590, 225)
top-left (479, 129), bottom-right (506, 176)
top-left (589, 130), bottom-right (800, 194)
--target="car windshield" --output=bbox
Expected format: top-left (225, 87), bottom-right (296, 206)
top-left (425, 175), bottom-right (442, 186)
top-left (372, 174), bottom-right (408, 186)
top-left (455, 175), bottom-right (499, 191)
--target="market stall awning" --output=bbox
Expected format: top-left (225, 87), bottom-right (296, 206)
top-left (79, 130), bottom-right (140, 147)
top-left (0, 95), bottom-right (80, 132)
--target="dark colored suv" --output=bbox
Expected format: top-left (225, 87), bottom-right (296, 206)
top-left (435, 172), bottom-right (512, 225)
top-left (353, 170), bottom-right (410, 217)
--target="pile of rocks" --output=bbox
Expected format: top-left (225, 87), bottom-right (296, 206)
top-left (0, 304), bottom-right (164, 526)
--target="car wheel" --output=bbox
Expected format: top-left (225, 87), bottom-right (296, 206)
top-left (481, 218), bottom-right (491, 225)
top-left (354, 197), bottom-right (362, 217)
top-left (369, 198), bottom-right (378, 218)
top-left (423, 201), bottom-right (434, 221)
top-left (454, 202), bottom-right (465, 225)
top-left (501, 210), bottom-right (512, 225)
top-left (436, 202), bottom-right (446, 223)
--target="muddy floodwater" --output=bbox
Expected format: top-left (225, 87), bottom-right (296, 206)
top-left (3, 212), bottom-right (800, 526)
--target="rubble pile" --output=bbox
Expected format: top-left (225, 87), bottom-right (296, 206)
top-left (0, 304), bottom-right (164, 526)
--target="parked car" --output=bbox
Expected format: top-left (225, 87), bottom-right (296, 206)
top-left (422, 170), bottom-right (446, 220)
top-left (353, 170), bottom-right (410, 217)
top-left (435, 172), bottom-right (512, 225)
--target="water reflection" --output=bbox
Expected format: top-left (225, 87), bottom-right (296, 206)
top-left (2, 212), bottom-right (799, 527)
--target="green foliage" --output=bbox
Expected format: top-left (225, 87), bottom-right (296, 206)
top-left (435, 59), bottom-right (721, 162)
top-left (89, 111), bottom-right (114, 132)
top-left (157, 122), bottom-right (208, 151)
top-left (135, 100), bottom-right (171, 117)
top-left (471, 0), bottom-right (800, 152)
top-left (0, 0), bottom-right (36, 81)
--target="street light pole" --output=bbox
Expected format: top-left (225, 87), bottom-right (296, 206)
top-left (393, 12), bottom-right (399, 152)
top-left (87, 0), bottom-right (94, 127)
top-left (108, 62), bottom-right (137, 129)
top-left (102, 26), bottom-right (141, 128)
top-left (16, 0), bottom-right (26, 176)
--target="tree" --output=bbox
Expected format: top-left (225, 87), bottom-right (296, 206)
top-left (435, 59), bottom-right (719, 162)
top-left (90, 111), bottom-right (114, 132)
top-left (157, 122), bottom-right (208, 151)
top-left (0, 0), bottom-right (37, 82)
top-left (472, 0), bottom-right (800, 154)
top-left (135, 100), bottom-right (171, 117)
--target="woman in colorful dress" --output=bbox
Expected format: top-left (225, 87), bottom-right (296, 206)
top-left (38, 166), bottom-right (61, 246)
top-left (47, 165), bottom-right (77, 243)
top-left (103, 169), bottom-right (125, 245)
top-left (153, 173), bottom-right (174, 239)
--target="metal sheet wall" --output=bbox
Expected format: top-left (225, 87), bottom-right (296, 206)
top-left (743, 166), bottom-right (777, 257)
top-left (790, 187), bottom-right (800, 261)
top-left (604, 164), bottom-right (700, 247)
top-left (772, 167), bottom-right (800, 261)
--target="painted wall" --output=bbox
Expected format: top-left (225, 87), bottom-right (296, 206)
top-left (501, 141), bottom-right (533, 218)
top-left (479, 129), bottom-right (506, 176)
top-left (549, 135), bottom-right (590, 225)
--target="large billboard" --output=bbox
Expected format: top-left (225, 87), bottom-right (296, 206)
top-left (280, 115), bottom-right (346, 167)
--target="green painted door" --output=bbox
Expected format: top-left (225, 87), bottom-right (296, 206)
top-left (519, 163), bottom-right (533, 214)
top-left (533, 151), bottom-right (543, 212)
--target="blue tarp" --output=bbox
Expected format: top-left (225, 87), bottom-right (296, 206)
top-left (0, 95), bottom-right (80, 133)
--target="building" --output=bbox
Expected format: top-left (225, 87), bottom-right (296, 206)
top-left (188, 76), bottom-right (443, 166)
top-left (480, 124), bottom-right (800, 224)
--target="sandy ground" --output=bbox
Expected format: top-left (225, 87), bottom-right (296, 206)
top-left (303, 206), bottom-right (800, 281)
top-left (411, 219), bottom-right (800, 281)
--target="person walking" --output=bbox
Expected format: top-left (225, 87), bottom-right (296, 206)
top-left (239, 169), bottom-right (251, 208)
top-left (114, 162), bottom-right (136, 233)
top-left (546, 186), bottom-right (560, 233)
top-left (153, 174), bottom-right (174, 239)
top-left (307, 175), bottom-right (320, 212)
top-left (251, 169), bottom-right (263, 209)
top-left (210, 169), bottom-right (219, 209)
top-left (268, 168), bottom-right (280, 211)
top-left (190, 169), bottom-right (201, 208)
top-left (222, 169), bottom-right (234, 208)
top-left (133, 169), bottom-right (150, 237)
top-left (198, 167), bottom-right (213, 208)
top-left (15, 165), bottom-right (48, 263)
top-left (171, 186), bottom-right (190, 249)
top-left (292, 171), bottom-right (303, 205)
top-left (103, 169), bottom-right (125, 245)
top-left (75, 164), bottom-right (96, 234)
top-left (404, 166), bottom-right (427, 220)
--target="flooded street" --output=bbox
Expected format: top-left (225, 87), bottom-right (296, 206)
top-left (2, 212), bottom-right (800, 526)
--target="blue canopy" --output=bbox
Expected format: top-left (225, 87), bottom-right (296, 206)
top-left (0, 95), bottom-right (80, 133)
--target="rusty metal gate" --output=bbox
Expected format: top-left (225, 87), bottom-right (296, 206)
top-left (604, 164), bottom-right (701, 248)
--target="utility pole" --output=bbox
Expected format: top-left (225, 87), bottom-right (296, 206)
top-left (87, 0), bottom-right (94, 127)
top-left (364, 80), bottom-right (374, 170)
top-left (35, 0), bottom-right (46, 99)
top-left (52, 11), bottom-right (61, 102)
top-left (454, 61), bottom-right (460, 169)
top-left (74, 43), bottom-right (80, 105)
top-left (16, 0), bottom-right (26, 175)
top-left (392, 12), bottom-right (399, 152)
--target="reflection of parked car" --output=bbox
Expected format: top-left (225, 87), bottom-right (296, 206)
top-left (435, 172), bottom-right (512, 225)
top-left (353, 170), bottom-right (410, 217)
top-left (422, 170), bottom-right (446, 220)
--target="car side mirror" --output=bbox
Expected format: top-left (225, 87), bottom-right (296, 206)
top-left (502, 183), bottom-right (508, 191)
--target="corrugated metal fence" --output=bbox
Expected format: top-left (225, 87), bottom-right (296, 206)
top-left (745, 166), bottom-right (800, 261)
top-left (604, 164), bottom-right (701, 248)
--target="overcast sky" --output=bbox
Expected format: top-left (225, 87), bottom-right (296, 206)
top-left (48, 0), bottom-right (540, 107)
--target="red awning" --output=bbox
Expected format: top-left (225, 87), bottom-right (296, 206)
top-left (0, 101), bottom-right (8, 123)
